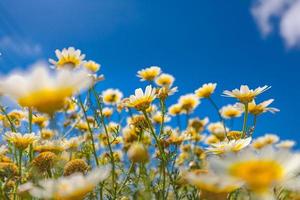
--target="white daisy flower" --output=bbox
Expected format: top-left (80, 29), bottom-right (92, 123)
top-left (102, 89), bottom-right (123, 105)
top-left (223, 85), bottom-right (270, 103)
top-left (206, 137), bottom-right (252, 155)
top-left (207, 147), bottom-right (300, 198)
top-left (25, 165), bottom-right (111, 199)
top-left (126, 85), bottom-right (156, 111)
top-left (137, 66), bottom-right (161, 81)
top-left (0, 66), bottom-right (92, 115)
top-left (49, 47), bottom-right (85, 69)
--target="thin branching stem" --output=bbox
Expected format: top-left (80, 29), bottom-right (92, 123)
top-left (208, 97), bottom-right (228, 137)
top-left (142, 109), bottom-right (168, 199)
top-left (0, 104), bottom-right (16, 132)
top-left (78, 96), bottom-right (99, 166)
top-left (242, 103), bottom-right (249, 138)
top-left (28, 108), bottom-right (33, 162)
top-left (91, 87), bottom-right (117, 198)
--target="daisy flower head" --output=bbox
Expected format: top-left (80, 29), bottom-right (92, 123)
top-left (102, 89), bottom-right (123, 105)
top-left (157, 86), bottom-right (178, 100)
top-left (5, 132), bottom-right (37, 150)
top-left (166, 129), bottom-right (185, 145)
top-left (207, 147), bottom-right (300, 198)
top-left (206, 137), bottom-right (252, 155)
top-left (127, 142), bottom-right (149, 163)
top-left (155, 73), bottom-right (175, 87)
top-left (32, 151), bottom-right (58, 173)
top-left (1, 109), bottom-right (25, 128)
top-left (152, 111), bottom-right (171, 124)
top-left (63, 97), bottom-right (78, 113)
top-left (126, 85), bottom-right (156, 111)
top-left (188, 117), bottom-right (209, 133)
top-left (205, 134), bottom-right (221, 145)
top-left (102, 107), bottom-right (113, 118)
top-left (63, 159), bottom-right (89, 176)
top-left (248, 99), bottom-right (280, 115)
top-left (127, 114), bottom-right (148, 130)
top-left (276, 140), bottom-right (296, 149)
top-left (24, 166), bottom-right (111, 200)
top-left (33, 140), bottom-right (66, 154)
top-left (275, 140), bottom-right (296, 149)
top-left (220, 104), bottom-right (243, 119)
top-left (168, 103), bottom-right (182, 116)
top-left (252, 133), bottom-right (280, 149)
top-left (223, 85), bottom-right (271, 104)
top-left (185, 171), bottom-right (241, 196)
top-left (137, 66), bottom-right (161, 81)
top-left (64, 136), bottom-right (84, 151)
top-left (83, 60), bottom-right (101, 73)
top-left (0, 66), bottom-right (92, 115)
top-left (40, 129), bottom-right (56, 140)
top-left (8, 109), bottom-right (25, 121)
top-left (32, 114), bottom-right (49, 128)
top-left (145, 104), bottom-right (157, 113)
top-left (178, 94), bottom-right (200, 114)
top-left (195, 83), bottom-right (217, 99)
top-left (207, 122), bottom-right (228, 140)
top-left (227, 130), bottom-right (243, 140)
top-left (49, 47), bottom-right (85, 69)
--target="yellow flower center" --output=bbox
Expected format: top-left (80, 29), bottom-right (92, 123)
top-left (181, 100), bottom-right (197, 112)
top-left (104, 94), bottom-right (117, 103)
top-left (129, 98), bottom-right (152, 111)
top-left (84, 62), bottom-right (100, 72)
top-left (55, 186), bottom-right (94, 200)
top-left (57, 56), bottom-right (81, 68)
top-left (249, 104), bottom-right (264, 115)
top-left (236, 94), bottom-right (255, 103)
top-left (229, 160), bottom-right (284, 193)
top-left (197, 89), bottom-right (212, 98)
top-left (18, 87), bottom-right (74, 115)
top-left (139, 71), bottom-right (159, 81)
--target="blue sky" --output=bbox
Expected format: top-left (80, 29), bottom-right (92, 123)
top-left (0, 0), bottom-right (300, 142)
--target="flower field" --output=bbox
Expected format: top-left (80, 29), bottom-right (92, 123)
top-left (0, 47), bottom-right (298, 200)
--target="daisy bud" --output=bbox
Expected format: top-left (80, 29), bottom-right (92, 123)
top-left (64, 159), bottom-right (89, 176)
top-left (32, 151), bottom-right (57, 172)
top-left (127, 143), bottom-right (149, 163)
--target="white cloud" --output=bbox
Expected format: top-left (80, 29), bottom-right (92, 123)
top-left (280, 1), bottom-right (300, 47)
top-left (27, 59), bottom-right (48, 69)
top-left (251, 0), bottom-right (300, 48)
top-left (0, 36), bottom-right (42, 57)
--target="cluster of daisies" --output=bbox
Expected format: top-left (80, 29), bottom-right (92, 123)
top-left (0, 47), bottom-right (298, 200)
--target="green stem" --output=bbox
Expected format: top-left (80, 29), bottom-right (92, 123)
top-left (47, 169), bottom-right (52, 178)
top-left (142, 110), bottom-right (166, 161)
top-left (78, 96), bottom-right (99, 166)
top-left (18, 150), bottom-right (23, 183)
top-left (242, 103), bottom-right (249, 138)
top-left (117, 128), bottom-right (144, 195)
top-left (91, 87), bottom-right (116, 198)
top-left (159, 100), bottom-right (166, 136)
top-left (28, 108), bottom-right (33, 133)
top-left (162, 161), bottom-right (166, 200)
top-left (0, 104), bottom-right (16, 132)
top-left (117, 163), bottom-right (135, 195)
top-left (170, 145), bottom-right (179, 199)
top-left (142, 110), bottom-right (167, 200)
top-left (250, 115), bottom-right (258, 137)
top-left (28, 108), bottom-right (33, 162)
top-left (208, 97), bottom-right (228, 137)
